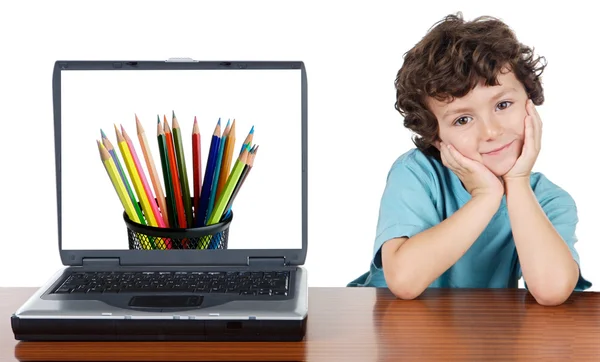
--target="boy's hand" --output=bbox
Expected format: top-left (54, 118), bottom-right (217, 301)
top-left (503, 99), bottom-right (542, 181)
top-left (437, 141), bottom-right (504, 198)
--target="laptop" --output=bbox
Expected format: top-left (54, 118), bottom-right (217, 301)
top-left (11, 59), bottom-right (308, 341)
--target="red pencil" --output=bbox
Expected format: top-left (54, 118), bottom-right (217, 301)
top-left (192, 117), bottom-right (202, 222)
top-left (164, 116), bottom-right (187, 228)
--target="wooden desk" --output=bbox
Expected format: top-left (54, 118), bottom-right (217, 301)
top-left (3, 287), bottom-right (600, 361)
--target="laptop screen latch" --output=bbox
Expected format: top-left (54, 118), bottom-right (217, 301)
top-left (248, 257), bottom-right (287, 267)
top-left (81, 258), bottom-right (121, 267)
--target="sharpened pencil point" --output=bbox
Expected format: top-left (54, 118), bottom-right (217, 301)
top-left (100, 129), bottom-right (107, 139)
top-left (249, 125), bottom-right (254, 134)
top-left (194, 116), bottom-right (197, 124)
top-left (226, 119), bottom-right (230, 127)
top-left (172, 110), bottom-right (176, 119)
top-left (217, 117), bottom-right (221, 125)
top-left (157, 115), bottom-right (160, 124)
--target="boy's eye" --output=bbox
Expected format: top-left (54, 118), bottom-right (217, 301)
top-left (454, 116), bottom-right (472, 126)
top-left (496, 101), bottom-right (513, 110)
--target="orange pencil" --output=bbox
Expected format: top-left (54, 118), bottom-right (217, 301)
top-left (216, 119), bottom-right (235, 199)
top-left (164, 116), bottom-right (187, 228)
top-left (135, 114), bottom-right (169, 227)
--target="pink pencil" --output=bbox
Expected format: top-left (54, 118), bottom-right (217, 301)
top-left (120, 124), bottom-right (166, 228)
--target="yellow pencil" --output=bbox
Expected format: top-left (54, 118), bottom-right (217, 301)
top-left (97, 140), bottom-right (140, 224)
top-left (115, 124), bottom-right (159, 227)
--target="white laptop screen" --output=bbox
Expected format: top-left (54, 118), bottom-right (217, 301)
top-left (60, 68), bottom-right (302, 250)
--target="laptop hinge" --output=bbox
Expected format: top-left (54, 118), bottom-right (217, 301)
top-left (81, 258), bottom-right (121, 267)
top-left (248, 257), bottom-right (287, 267)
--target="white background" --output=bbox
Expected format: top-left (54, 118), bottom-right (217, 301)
top-left (60, 69), bottom-right (302, 250)
top-left (1, 0), bottom-right (598, 290)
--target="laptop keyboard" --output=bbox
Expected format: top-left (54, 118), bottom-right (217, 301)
top-left (53, 271), bottom-right (290, 296)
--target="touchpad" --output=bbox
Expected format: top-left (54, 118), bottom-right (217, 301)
top-left (128, 295), bottom-right (203, 308)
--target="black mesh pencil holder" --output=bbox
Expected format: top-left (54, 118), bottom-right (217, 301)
top-left (123, 210), bottom-right (233, 250)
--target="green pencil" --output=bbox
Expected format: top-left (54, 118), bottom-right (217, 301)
top-left (157, 116), bottom-right (178, 228)
top-left (206, 144), bottom-right (251, 225)
top-left (172, 111), bottom-right (193, 227)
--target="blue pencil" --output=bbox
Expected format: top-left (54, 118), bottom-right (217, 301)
top-left (239, 125), bottom-right (254, 155)
top-left (207, 119), bottom-right (229, 221)
top-left (195, 119), bottom-right (222, 228)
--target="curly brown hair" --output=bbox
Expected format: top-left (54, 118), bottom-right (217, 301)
top-left (394, 12), bottom-right (547, 161)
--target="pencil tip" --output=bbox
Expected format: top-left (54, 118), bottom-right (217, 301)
top-left (217, 117), bottom-right (221, 125)
top-left (250, 125), bottom-right (254, 134)
top-left (172, 110), bottom-right (176, 118)
top-left (226, 119), bottom-right (230, 127)
top-left (194, 116), bottom-right (197, 124)
top-left (100, 129), bottom-right (107, 139)
top-left (157, 115), bottom-right (160, 124)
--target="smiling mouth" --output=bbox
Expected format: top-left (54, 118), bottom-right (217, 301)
top-left (483, 141), bottom-right (514, 155)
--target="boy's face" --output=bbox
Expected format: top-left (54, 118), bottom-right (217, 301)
top-left (428, 70), bottom-right (528, 177)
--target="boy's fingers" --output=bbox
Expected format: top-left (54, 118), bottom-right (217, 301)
top-left (440, 143), bottom-right (461, 171)
top-left (446, 144), bottom-right (472, 172)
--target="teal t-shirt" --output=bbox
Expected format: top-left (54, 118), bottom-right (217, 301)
top-left (348, 148), bottom-right (591, 291)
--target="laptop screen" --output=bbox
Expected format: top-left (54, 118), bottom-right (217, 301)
top-left (59, 66), bottom-right (302, 251)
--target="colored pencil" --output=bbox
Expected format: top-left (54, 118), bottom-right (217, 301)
top-left (121, 125), bottom-right (165, 229)
top-left (100, 130), bottom-right (145, 225)
top-left (207, 119), bottom-right (229, 221)
top-left (195, 119), bottom-right (221, 227)
top-left (192, 117), bottom-right (202, 223)
top-left (97, 140), bottom-right (140, 224)
top-left (136, 115), bottom-right (169, 227)
top-left (206, 144), bottom-right (250, 225)
top-left (157, 116), bottom-right (178, 228)
top-left (239, 125), bottom-right (254, 155)
top-left (223, 144), bottom-right (257, 221)
top-left (216, 119), bottom-right (235, 199)
top-left (171, 111), bottom-right (193, 228)
top-left (164, 116), bottom-right (187, 228)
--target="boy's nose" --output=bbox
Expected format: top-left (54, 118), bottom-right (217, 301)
top-left (481, 118), bottom-right (503, 141)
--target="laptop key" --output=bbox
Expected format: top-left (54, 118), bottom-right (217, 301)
top-left (55, 270), bottom-right (290, 296)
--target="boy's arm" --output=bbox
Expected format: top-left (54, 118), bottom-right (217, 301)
top-left (381, 193), bottom-right (502, 300)
top-left (505, 178), bottom-right (580, 306)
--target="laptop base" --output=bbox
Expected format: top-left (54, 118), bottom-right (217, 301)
top-left (11, 315), bottom-right (307, 341)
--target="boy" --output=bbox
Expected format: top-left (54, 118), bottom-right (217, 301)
top-left (348, 13), bottom-right (591, 306)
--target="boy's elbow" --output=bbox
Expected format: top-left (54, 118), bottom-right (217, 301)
top-left (530, 279), bottom-right (575, 306)
top-left (533, 291), bottom-right (571, 306)
top-left (386, 273), bottom-right (424, 300)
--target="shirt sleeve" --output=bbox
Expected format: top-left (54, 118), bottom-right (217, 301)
top-left (371, 156), bottom-right (442, 270)
top-left (518, 182), bottom-right (592, 291)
